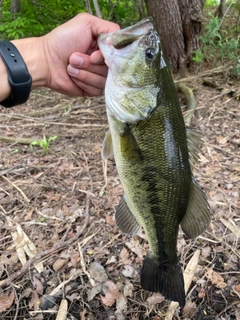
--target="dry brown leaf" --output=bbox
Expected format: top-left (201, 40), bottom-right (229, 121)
top-left (29, 290), bottom-right (40, 312)
top-left (147, 293), bottom-right (165, 306)
top-left (87, 283), bottom-right (102, 301)
top-left (53, 258), bottom-right (68, 271)
top-left (220, 217), bottom-right (240, 238)
top-left (70, 251), bottom-right (80, 267)
top-left (122, 265), bottom-right (138, 279)
top-left (105, 255), bottom-right (117, 265)
top-left (32, 275), bottom-right (43, 295)
top-left (123, 280), bottom-right (134, 298)
top-left (88, 262), bottom-right (108, 283)
top-left (56, 299), bottom-right (68, 320)
top-left (105, 214), bottom-right (115, 226)
top-left (125, 239), bottom-right (144, 259)
top-left (101, 280), bottom-right (121, 307)
top-left (0, 291), bottom-right (15, 312)
top-left (236, 309), bottom-right (240, 320)
top-left (116, 295), bottom-right (127, 318)
top-left (234, 284), bottom-right (240, 292)
top-left (205, 268), bottom-right (227, 289)
top-left (120, 247), bottom-right (129, 265)
top-left (201, 246), bottom-right (211, 259)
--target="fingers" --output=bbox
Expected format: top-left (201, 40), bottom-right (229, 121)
top-left (67, 52), bottom-right (107, 96)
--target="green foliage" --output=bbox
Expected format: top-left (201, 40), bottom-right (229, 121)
top-left (30, 135), bottom-right (58, 154)
top-left (193, 12), bottom-right (240, 75)
top-left (0, 0), bottom-right (87, 38)
top-left (0, 0), bottom-right (142, 39)
top-left (204, 0), bottom-right (220, 7)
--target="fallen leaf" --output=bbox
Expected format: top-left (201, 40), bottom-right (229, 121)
top-left (147, 293), bottom-right (165, 306)
top-left (123, 280), bottom-right (134, 298)
top-left (56, 298), bottom-right (68, 320)
top-left (234, 284), bottom-right (240, 292)
top-left (70, 251), bottom-right (80, 267)
top-left (116, 295), bottom-right (127, 318)
top-left (101, 281), bottom-right (120, 307)
top-left (53, 258), bottom-right (67, 271)
top-left (87, 283), bottom-right (102, 301)
top-left (89, 262), bottom-right (108, 283)
top-left (0, 291), bottom-right (15, 312)
top-left (201, 246), bottom-right (211, 259)
top-left (125, 240), bottom-right (144, 259)
top-left (29, 290), bottom-right (40, 312)
top-left (205, 268), bottom-right (227, 289)
top-left (33, 275), bottom-right (43, 295)
top-left (105, 255), bottom-right (117, 265)
top-left (122, 265), bottom-right (138, 279)
top-left (120, 247), bottom-right (129, 265)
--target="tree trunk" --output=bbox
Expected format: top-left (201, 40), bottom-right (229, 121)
top-left (135, 0), bottom-right (147, 20)
top-left (85, 0), bottom-right (93, 15)
top-left (145, 0), bottom-right (204, 73)
top-left (11, 0), bottom-right (20, 17)
top-left (93, 0), bottom-right (102, 18)
top-left (214, 0), bottom-right (226, 19)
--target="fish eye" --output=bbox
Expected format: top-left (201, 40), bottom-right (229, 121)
top-left (145, 48), bottom-right (155, 59)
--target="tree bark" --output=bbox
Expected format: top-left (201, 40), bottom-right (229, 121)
top-left (214, 0), bottom-right (226, 19)
top-left (85, 0), bottom-right (93, 15)
top-left (93, 0), bottom-right (102, 18)
top-left (145, 0), bottom-right (204, 73)
top-left (10, 0), bottom-right (20, 14)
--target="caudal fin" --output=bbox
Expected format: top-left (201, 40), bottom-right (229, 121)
top-left (141, 254), bottom-right (185, 307)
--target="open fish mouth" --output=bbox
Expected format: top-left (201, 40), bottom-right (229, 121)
top-left (98, 17), bottom-right (154, 67)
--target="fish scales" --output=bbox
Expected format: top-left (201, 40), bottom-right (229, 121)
top-left (98, 17), bottom-right (210, 307)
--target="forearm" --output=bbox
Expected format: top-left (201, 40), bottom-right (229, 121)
top-left (0, 37), bottom-right (48, 103)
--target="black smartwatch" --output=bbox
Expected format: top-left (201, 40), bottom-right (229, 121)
top-left (0, 40), bottom-right (32, 108)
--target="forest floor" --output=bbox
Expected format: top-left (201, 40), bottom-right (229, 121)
top-left (0, 65), bottom-right (240, 320)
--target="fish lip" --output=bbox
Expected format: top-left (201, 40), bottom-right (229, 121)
top-left (98, 17), bottom-right (154, 50)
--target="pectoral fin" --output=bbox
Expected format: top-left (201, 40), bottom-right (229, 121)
top-left (115, 195), bottom-right (140, 235)
top-left (181, 179), bottom-right (210, 238)
top-left (102, 130), bottom-right (113, 159)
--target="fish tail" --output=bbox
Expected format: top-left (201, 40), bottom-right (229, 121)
top-left (141, 254), bottom-right (185, 307)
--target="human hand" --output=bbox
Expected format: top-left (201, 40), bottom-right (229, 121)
top-left (43, 13), bottom-right (119, 96)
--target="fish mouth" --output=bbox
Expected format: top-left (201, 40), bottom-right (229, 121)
top-left (98, 17), bottom-right (154, 58)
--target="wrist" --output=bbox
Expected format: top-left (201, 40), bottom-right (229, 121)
top-left (0, 57), bottom-right (12, 101)
top-left (11, 37), bottom-right (49, 89)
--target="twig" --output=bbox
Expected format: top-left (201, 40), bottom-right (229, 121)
top-left (0, 194), bottom-right (90, 288)
top-left (2, 176), bottom-right (30, 202)
top-left (0, 135), bottom-right (37, 145)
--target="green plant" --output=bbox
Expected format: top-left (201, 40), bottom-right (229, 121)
top-left (192, 49), bottom-right (204, 63)
top-left (193, 13), bottom-right (239, 68)
top-left (30, 135), bottom-right (58, 154)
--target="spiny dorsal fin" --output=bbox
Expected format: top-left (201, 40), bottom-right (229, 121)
top-left (186, 127), bottom-right (203, 166)
top-left (115, 195), bottom-right (140, 235)
top-left (102, 130), bottom-right (113, 159)
top-left (181, 179), bottom-right (210, 239)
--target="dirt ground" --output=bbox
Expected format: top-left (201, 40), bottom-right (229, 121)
top-left (0, 67), bottom-right (240, 320)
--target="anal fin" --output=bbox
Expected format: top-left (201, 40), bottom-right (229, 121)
top-left (181, 179), bottom-right (211, 238)
top-left (115, 195), bottom-right (140, 235)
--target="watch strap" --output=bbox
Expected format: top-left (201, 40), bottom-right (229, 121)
top-left (0, 40), bottom-right (32, 108)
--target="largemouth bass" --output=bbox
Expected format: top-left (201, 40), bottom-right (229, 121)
top-left (98, 18), bottom-right (210, 307)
